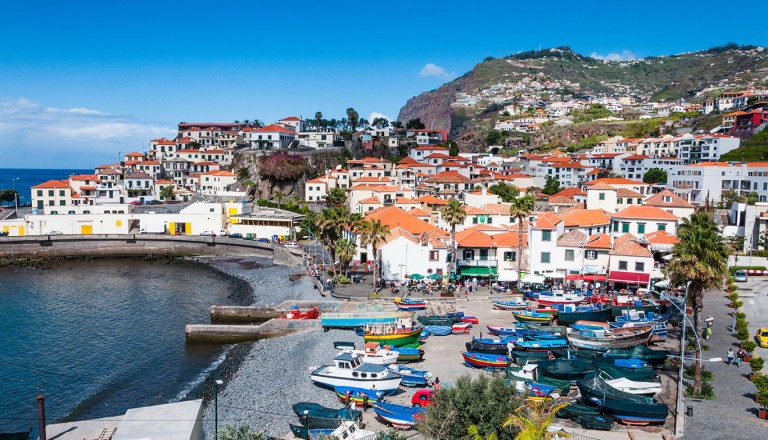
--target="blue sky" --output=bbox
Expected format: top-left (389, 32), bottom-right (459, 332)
top-left (1, 0), bottom-right (766, 168)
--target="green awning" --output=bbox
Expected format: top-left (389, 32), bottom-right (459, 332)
top-left (460, 267), bottom-right (498, 277)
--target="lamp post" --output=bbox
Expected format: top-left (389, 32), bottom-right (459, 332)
top-left (214, 378), bottom-right (224, 440)
top-left (12, 177), bottom-right (20, 215)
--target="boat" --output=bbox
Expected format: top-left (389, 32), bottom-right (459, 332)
top-left (514, 339), bottom-right (569, 352)
top-left (289, 420), bottom-right (374, 440)
top-left (452, 322), bottom-right (471, 334)
top-left (517, 322), bottom-right (567, 335)
top-left (567, 325), bottom-right (653, 351)
top-left (340, 342), bottom-right (399, 365)
top-left (611, 310), bottom-right (669, 342)
top-left (577, 374), bottom-right (668, 425)
top-left (603, 376), bottom-right (662, 396)
top-left (557, 304), bottom-right (613, 326)
top-left (465, 337), bottom-right (510, 355)
top-left (462, 352), bottom-right (510, 369)
top-left (610, 303), bottom-right (661, 318)
top-left (597, 363), bottom-right (657, 382)
top-left (393, 297), bottom-right (427, 311)
top-left (486, 325), bottom-right (518, 336)
top-left (535, 359), bottom-right (596, 382)
top-left (460, 316), bottom-right (479, 324)
top-left (388, 364), bottom-right (432, 387)
top-left (278, 306), bottom-right (320, 320)
top-left (572, 413), bottom-right (615, 431)
top-left (333, 341), bottom-right (356, 350)
top-left (597, 345), bottom-right (669, 367)
top-left (556, 402), bottom-right (601, 420)
top-left (396, 346), bottom-right (425, 362)
top-left (512, 310), bottom-right (553, 323)
top-left (309, 352), bottom-right (402, 394)
top-left (372, 402), bottom-right (425, 428)
top-left (537, 290), bottom-right (585, 306)
top-left (0, 430), bottom-right (31, 440)
top-left (417, 315), bottom-right (458, 326)
top-left (364, 316), bottom-right (423, 348)
top-left (292, 402), bottom-right (362, 429)
top-left (422, 325), bottom-right (452, 336)
top-left (534, 307), bottom-right (559, 315)
top-left (492, 298), bottom-right (529, 310)
top-left (321, 311), bottom-right (413, 329)
top-left (509, 349), bottom-right (560, 365)
top-left (570, 321), bottom-right (610, 332)
top-left (333, 386), bottom-right (385, 404)
top-left (505, 363), bottom-right (570, 395)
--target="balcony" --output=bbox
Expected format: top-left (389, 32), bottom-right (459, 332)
top-left (459, 259), bottom-right (498, 268)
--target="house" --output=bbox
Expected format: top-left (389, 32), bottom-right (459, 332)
top-left (69, 174), bottom-right (100, 206)
top-left (409, 145), bottom-right (449, 162)
top-left (528, 212), bottom-right (565, 276)
top-left (241, 124), bottom-right (296, 149)
top-left (607, 234), bottom-right (654, 288)
top-left (611, 205), bottom-right (679, 237)
top-left (455, 229), bottom-right (499, 279)
top-left (377, 226), bottom-right (450, 283)
top-left (149, 138), bottom-right (177, 160)
top-left (125, 172), bottom-right (154, 200)
top-left (643, 189), bottom-right (695, 219)
top-left (278, 116), bottom-right (305, 133)
top-left (31, 180), bottom-right (73, 214)
top-left (198, 170), bottom-right (237, 195)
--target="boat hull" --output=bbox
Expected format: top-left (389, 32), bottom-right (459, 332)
top-left (372, 402), bottom-right (425, 427)
top-left (396, 347), bottom-right (424, 362)
top-left (462, 352), bottom-right (509, 369)
top-left (321, 312), bottom-right (413, 329)
top-left (512, 312), bottom-right (553, 323)
top-left (364, 326), bottom-right (423, 348)
top-left (567, 327), bottom-right (653, 351)
top-left (557, 308), bottom-right (613, 326)
top-left (310, 367), bottom-right (402, 394)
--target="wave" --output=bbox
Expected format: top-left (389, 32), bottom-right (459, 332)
top-left (172, 347), bottom-right (231, 402)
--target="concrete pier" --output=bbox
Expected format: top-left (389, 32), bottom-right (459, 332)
top-left (210, 301), bottom-right (349, 323)
top-left (185, 318), bottom-right (322, 343)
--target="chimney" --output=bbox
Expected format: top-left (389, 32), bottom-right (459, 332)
top-left (37, 395), bottom-right (47, 440)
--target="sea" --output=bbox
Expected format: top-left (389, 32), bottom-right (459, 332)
top-left (0, 259), bottom-right (247, 435)
top-left (0, 168), bottom-right (91, 206)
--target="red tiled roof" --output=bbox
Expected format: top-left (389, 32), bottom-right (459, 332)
top-left (644, 189), bottom-right (694, 208)
top-left (614, 205), bottom-right (679, 221)
top-left (32, 179), bottom-right (70, 189)
top-left (534, 212), bottom-right (562, 229)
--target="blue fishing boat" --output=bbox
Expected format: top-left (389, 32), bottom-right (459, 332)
top-left (445, 311), bottom-right (465, 318)
top-left (557, 304), bottom-right (613, 326)
top-left (492, 298), bottom-right (529, 310)
top-left (515, 339), bottom-right (569, 352)
top-left (486, 325), bottom-right (518, 336)
top-left (321, 311), bottom-right (413, 329)
top-left (333, 386), bottom-right (384, 404)
top-left (292, 402), bottom-right (362, 429)
top-left (422, 325), bottom-right (452, 336)
top-left (388, 365), bottom-right (432, 387)
top-left (372, 402), bottom-right (426, 427)
top-left (393, 297), bottom-right (427, 311)
top-left (462, 352), bottom-right (510, 369)
top-left (611, 310), bottom-right (669, 341)
top-left (396, 346), bottom-right (424, 362)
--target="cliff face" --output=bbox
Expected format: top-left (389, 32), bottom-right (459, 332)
top-left (397, 74), bottom-right (469, 133)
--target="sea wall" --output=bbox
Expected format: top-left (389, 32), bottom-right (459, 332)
top-left (185, 318), bottom-right (322, 343)
top-left (0, 234), bottom-right (273, 259)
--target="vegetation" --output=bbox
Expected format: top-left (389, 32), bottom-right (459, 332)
top-left (489, 182), bottom-right (521, 202)
top-left (323, 187), bottom-right (348, 208)
top-left (258, 152), bottom-right (311, 182)
top-left (571, 104), bottom-right (615, 123)
top-left (406, 118), bottom-right (426, 129)
top-left (219, 425), bottom-right (267, 440)
top-left (333, 238), bottom-right (357, 276)
top-left (359, 219), bottom-right (390, 288)
top-left (159, 185), bottom-right (174, 201)
top-left (0, 189), bottom-right (19, 207)
top-left (502, 400), bottom-right (570, 440)
top-left (510, 189), bottom-right (536, 288)
top-left (664, 211), bottom-right (729, 395)
top-left (643, 168), bottom-right (668, 184)
top-left (417, 375), bottom-right (521, 440)
top-left (720, 131), bottom-right (768, 162)
top-left (542, 176), bottom-right (560, 196)
top-left (751, 357), bottom-right (765, 375)
top-left (441, 199), bottom-right (468, 276)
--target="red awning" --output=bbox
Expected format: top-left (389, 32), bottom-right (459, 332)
top-left (608, 271), bottom-right (650, 285)
top-left (565, 274), bottom-right (581, 281)
top-left (566, 274), bottom-right (607, 281)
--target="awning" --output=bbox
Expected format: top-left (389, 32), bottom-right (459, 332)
top-left (497, 269), bottom-right (519, 282)
top-left (522, 274), bottom-right (545, 284)
top-left (460, 267), bottom-right (498, 277)
top-left (566, 274), bottom-right (607, 281)
top-left (608, 271), bottom-right (650, 285)
top-left (542, 271), bottom-right (565, 279)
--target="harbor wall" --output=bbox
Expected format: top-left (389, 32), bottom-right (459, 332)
top-left (185, 319), bottom-right (322, 343)
top-left (0, 235), bottom-right (273, 259)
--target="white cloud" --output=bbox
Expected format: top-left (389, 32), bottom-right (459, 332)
top-left (419, 63), bottom-right (455, 80)
top-left (589, 50), bottom-right (638, 61)
top-left (0, 97), bottom-right (175, 167)
top-left (368, 112), bottom-right (391, 123)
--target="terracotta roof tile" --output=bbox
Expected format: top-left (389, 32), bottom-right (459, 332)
top-left (561, 209), bottom-right (612, 227)
top-left (644, 189), bottom-right (694, 209)
top-left (645, 230), bottom-right (680, 245)
top-left (616, 188), bottom-right (644, 198)
top-left (534, 212), bottom-right (562, 229)
top-left (32, 179), bottom-right (71, 189)
top-left (614, 205), bottom-right (679, 221)
top-left (456, 229), bottom-right (494, 247)
top-left (610, 239), bottom-right (652, 257)
top-left (557, 229), bottom-right (587, 247)
top-left (586, 233), bottom-right (612, 249)
top-left (553, 187), bottom-right (587, 198)
top-left (365, 206), bottom-right (446, 237)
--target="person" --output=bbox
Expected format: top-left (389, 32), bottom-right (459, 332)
top-left (737, 347), bottom-right (746, 367)
top-left (465, 288), bottom-right (469, 302)
top-left (362, 392), bottom-right (369, 411)
top-left (434, 377), bottom-right (440, 391)
top-left (704, 326), bottom-right (712, 340)
top-left (345, 390), bottom-right (351, 404)
top-left (350, 399), bottom-right (356, 412)
top-left (726, 348), bottom-right (735, 365)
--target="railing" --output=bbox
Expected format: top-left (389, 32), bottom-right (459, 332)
top-left (459, 259), bottom-right (498, 267)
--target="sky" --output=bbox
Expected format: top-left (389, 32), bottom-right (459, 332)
top-left (0, 0), bottom-right (766, 168)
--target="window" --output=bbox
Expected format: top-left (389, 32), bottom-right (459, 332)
top-left (472, 217), bottom-right (478, 224)
top-left (48, 190), bottom-right (54, 197)
top-left (613, 222), bottom-right (619, 232)
top-left (657, 223), bottom-right (667, 231)
top-left (429, 251), bottom-right (439, 261)
top-left (635, 262), bottom-right (645, 271)
top-left (504, 251), bottom-right (516, 262)
top-left (565, 250), bottom-right (574, 261)
top-left (599, 192), bottom-right (605, 200)
top-left (627, 198), bottom-right (633, 204)
top-left (541, 252), bottom-right (551, 263)
top-left (585, 250), bottom-right (597, 260)
top-left (622, 223), bottom-right (629, 233)
top-left (463, 250), bottom-right (474, 260)
top-left (619, 261), bottom-right (628, 270)
top-left (542, 230), bottom-right (552, 241)
top-left (617, 198), bottom-right (623, 204)
top-left (637, 223), bottom-right (646, 234)
top-left (59, 200), bottom-right (66, 206)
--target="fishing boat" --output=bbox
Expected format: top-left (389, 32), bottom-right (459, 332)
top-left (597, 345), bottom-right (669, 367)
top-left (610, 302), bottom-right (661, 318)
top-left (292, 402), bottom-right (362, 429)
top-left (509, 349), bottom-right (559, 365)
top-left (452, 322), bottom-right (471, 334)
top-left (486, 325), bottom-right (518, 336)
top-left (462, 352), bottom-right (510, 369)
top-left (611, 310), bottom-right (668, 341)
top-left (570, 321), bottom-right (610, 332)
top-left (492, 298), bottom-right (529, 310)
top-left (372, 402), bottom-right (425, 428)
top-left (513, 310), bottom-right (553, 324)
top-left (556, 402), bottom-right (601, 420)
top-left (505, 363), bottom-right (571, 395)
top-left (567, 325), bottom-right (653, 351)
top-left (278, 306), bottom-right (320, 320)
top-left (393, 297), bottom-right (427, 311)
top-left (340, 342), bottom-right (399, 365)
top-left (535, 359), bottom-right (596, 382)
top-left (333, 386), bottom-right (384, 404)
top-left (417, 315), bottom-right (458, 326)
top-left (461, 316), bottom-right (479, 324)
top-left (577, 374), bottom-right (668, 425)
top-left (514, 339), bottom-right (569, 352)
top-left (422, 325), bottom-right (452, 336)
top-left (396, 346), bottom-right (425, 362)
top-left (597, 363), bottom-right (657, 382)
top-left (557, 304), bottom-right (612, 326)
top-left (517, 322), bottom-right (567, 335)
top-left (364, 316), bottom-right (423, 348)
top-left (321, 311), bottom-right (413, 329)
top-left (333, 341), bottom-right (356, 350)
top-left (388, 365), bottom-right (432, 387)
top-left (537, 290), bottom-right (585, 306)
top-left (310, 352), bottom-right (402, 394)
top-left (465, 337), bottom-right (510, 355)
top-left (603, 376), bottom-right (662, 396)
top-left (572, 413), bottom-right (615, 431)
top-left (290, 420), bottom-right (374, 440)
top-left (534, 306), bottom-right (559, 316)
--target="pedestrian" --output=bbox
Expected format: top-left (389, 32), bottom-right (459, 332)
top-left (350, 399), bottom-right (356, 412)
top-left (434, 377), bottom-right (440, 391)
top-left (704, 326), bottom-right (712, 340)
top-left (362, 392), bottom-right (369, 411)
top-left (737, 347), bottom-right (746, 367)
top-left (465, 288), bottom-right (469, 302)
top-left (345, 390), bottom-right (351, 404)
top-left (726, 348), bottom-right (735, 365)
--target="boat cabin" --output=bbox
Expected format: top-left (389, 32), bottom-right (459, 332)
top-left (334, 352), bottom-right (364, 370)
top-left (332, 352), bottom-right (388, 379)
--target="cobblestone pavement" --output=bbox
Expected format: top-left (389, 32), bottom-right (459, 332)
top-left (684, 286), bottom-right (767, 439)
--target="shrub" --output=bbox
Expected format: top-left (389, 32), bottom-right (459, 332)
top-left (735, 312), bottom-right (747, 320)
top-left (334, 274), bottom-right (351, 284)
top-left (686, 381), bottom-right (716, 399)
top-left (733, 300), bottom-right (744, 308)
top-left (743, 341), bottom-right (757, 353)
top-left (751, 357), bottom-right (765, 374)
top-left (684, 364), bottom-right (713, 381)
top-left (738, 328), bottom-right (751, 341)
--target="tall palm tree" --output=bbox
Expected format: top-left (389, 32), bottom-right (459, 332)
top-left (502, 400), bottom-right (569, 440)
top-left (359, 219), bottom-right (390, 289)
top-left (316, 207), bottom-right (348, 278)
top-left (345, 213), bottom-right (366, 241)
top-left (315, 111), bottom-right (323, 130)
top-left (665, 211), bottom-right (728, 394)
top-left (440, 199), bottom-right (467, 278)
top-left (235, 166), bottom-right (251, 183)
top-left (509, 190), bottom-right (535, 289)
top-left (273, 190), bottom-right (286, 208)
top-left (333, 238), bottom-right (357, 276)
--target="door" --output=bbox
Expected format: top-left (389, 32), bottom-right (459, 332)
top-left (81, 224), bottom-right (93, 235)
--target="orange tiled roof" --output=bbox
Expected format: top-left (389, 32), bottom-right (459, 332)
top-left (561, 209), bottom-right (611, 227)
top-left (585, 178), bottom-right (647, 186)
top-left (610, 239), bottom-right (652, 257)
top-left (557, 229), bottom-right (587, 247)
top-left (359, 196), bottom-right (381, 204)
top-left (364, 205), bottom-right (446, 236)
top-left (645, 230), bottom-right (680, 245)
top-left (553, 187), bottom-right (587, 198)
top-left (586, 233), bottom-right (612, 249)
top-left (644, 189), bottom-right (694, 208)
top-left (534, 212), bottom-right (562, 229)
top-left (70, 174), bottom-right (100, 181)
top-left (616, 188), bottom-right (644, 198)
top-left (32, 179), bottom-right (71, 189)
top-left (456, 229), bottom-right (494, 248)
top-left (424, 170), bottom-right (470, 183)
top-left (587, 182), bottom-right (617, 191)
top-left (408, 207), bottom-right (430, 216)
top-left (614, 205), bottom-right (679, 221)
top-left (417, 195), bottom-right (449, 205)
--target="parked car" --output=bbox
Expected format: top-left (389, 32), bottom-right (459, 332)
top-left (46, 230), bottom-right (63, 235)
top-left (229, 233), bottom-right (243, 239)
top-left (199, 231), bottom-right (216, 237)
top-left (734, 270), bottom-right (748, 282)
top-left (283, 242), bottom-right (300, 248)
top-left (411, 389), bottom-right (433, 407)
top-left (129, 201), bottom-right (142, 205)
top-left (256, 238), bottom-right (270, 243)
top-left (147, 200), bottom-right (163, 205)
top-left (757, 328), bottom-right (768, 348)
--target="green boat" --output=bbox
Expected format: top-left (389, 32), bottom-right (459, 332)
top-left (556, 402), bottom-right (601, 419)
top-left (573, 413), bottom-right (615, 430)
top-left (577, 374), bottom-right (668, 425)
top-left (505, 366), bottom-right (571, 395)
top-left (597, 364), bottom-right (657, 382)
top-left (518, 323), bottom-right (568, 335)
top-left (536, 359), bottom-right (596, 382)
top-left (610, 304), bottom-right (660, 317)
top-left (557, 306), bottom-right (613, 326)
top-left (364, 324), bottom-right (423, 348)
top-left (598, 346), bottom-right (669, 367)
top-left (417, 315), bottom-right (458, 326)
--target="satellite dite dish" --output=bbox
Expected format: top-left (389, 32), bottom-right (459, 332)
top-left (336, 165), bottom-right (342, 170)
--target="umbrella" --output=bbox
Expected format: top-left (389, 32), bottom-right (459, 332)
top-left (522, 274), bottom-right (545, 284)
top-left (655, 279), bottom-right (670, 288)
top-left (408, 273), bottom-right (424, 280)
top-left (542, 271), bottom-right (564, 279)
top-left (426, 273), bottom-right (442, 280)
top-left (497, 269), bottom-right (519, 282)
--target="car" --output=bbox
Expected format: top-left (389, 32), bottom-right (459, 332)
top-left (199, 231), bottom-right (216, 237)
top-left (734, 270), bottom-right (748, 282)
top-left (256, 238), bottom-right (270, 243)
top-left (283, 242), bottom-right (300, 248)
top-left (229, 232), bottom-right (243, 239)
top-left (0, 231), bottom-right (8, 236)
top-left (45, 230), bottom-right (63, 235)
top-left (129, 201), bottom-right (142, 205)
top-left (411, 389), bottom-right (433, 407)
top-left (147, 200), bottom-right (163, 205)
top-left (757, 328), bottom-right (768, 348)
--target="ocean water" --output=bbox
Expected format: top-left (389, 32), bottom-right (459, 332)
top-left (0, 259), bottom-right (247, 435)
top-left (0, 168), bottom-right (91, 206)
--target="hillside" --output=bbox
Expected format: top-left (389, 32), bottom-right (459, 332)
top-left (397, 44), bottom-right (768, 149)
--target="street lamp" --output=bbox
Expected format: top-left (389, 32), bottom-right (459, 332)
top-left (12, 177), bottom-right (20, 215)
top-left (214, 378), bottom-right (224, 440)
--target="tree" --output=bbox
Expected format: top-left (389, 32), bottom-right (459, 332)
top-left (542, 176), bottom-right (560, 196)
top-left (489, 182), bottom-right (520, 203)
top-left (187, 140), bottom-right (203, 150)
top-left (643, 168), bottom-right (668, 184)
top-left (235, 166), bottom-right (251, 183)
top-left (391, 121), bottom-right (403, 129)
top-left (502, 400), bottom-right (570, 440)
top-left (323, 187), bottom-right (348, 208)
top-left (417, 375), bottom-right (521, 440)
top-left (0, 189), bottom-right (19, 207)
top-left (273, 189), bottom-right (286, 208)
top-left (596, 168), bottom-right (621, 179)
top-left (664, 211), bottom-right (729, 394)
top-left (441, 199), bottom-right (467, 277)
top-left (760, 227), bottom-right (768, 251)
top-left (333, 238), bottom-right (357, 276)
top-left (467, 425), bottom-right (499, 440)
top-left (159, 185), bottom-right (175, 201)
top-left (219, 424), bottom-right (267, 440)
top-left (359, 219), bottom-right (390, 288)
top-left (315, 111), bottom-right (323, 130)
top-left (510, 191), bottom-right (535, 288)
top-left (371, 117), bottom-right (390, 129)
top-left (346, 107), bottom-right (360, 132)
top-left (317, 207), bottom-right (350, 278)
top-left (447, 141), bottom-right (459, 157)
top-left (405, 118), bottom-right (426, 129)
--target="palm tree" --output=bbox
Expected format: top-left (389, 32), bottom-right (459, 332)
top-left (345, 213), bottom-right (366, 241)
top-left (315, 111), bottom-right (323, 130)
top-left (235, 166), bottom-right (251, 183)
top-left (502, 400), bottom-right (570, 440)
top-left (316, 207), bottom-right (347, 278)
top-left (333, 238), bottom-right (357, 276)
top-left (440, 199), bottom-right (467, 278)
top-left (359, 219), bottom-right (390, 289)
top-left (273, 190), bottom-right (286, 208)
top-left (467, 425), bottom-right (498, 440)
top-left (664, 211), bottom-right (728, 394)
top-left (509, 190), bottom-right (535, 289)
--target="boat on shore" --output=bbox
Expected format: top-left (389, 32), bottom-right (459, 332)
top-left (594, 345), bottom-right (669, 366)
top-left (603, 376), bottom-right (662, 396)
top-left (393, 297), bottom-right (427, 311)
top-left (514, 339), bottom-right (569, 352)
top-left (465, 338), bottom-right (510, 355)
top-left (321, 311), bottom-right (413, 329)
top-left (395, 346), bottom-right (424, 362)
top-left (535, 359), bottom-right (596, 382)
top-left (372, 402), bottom-right (425, 428)
top-left (567, 325), bottom-right (653, 351)
top-left (388, 365), bottom-right (432, 387)
top-left (417, 315), bottom-right (459, 326)
top-left (310, 352), bottom-right (402, 394)
top-left (462, 352), bottom-right (510, 369)
top-left (577, 374), bottom-right (668, 425)
top-left (339, 342), bottom-right (399, 365)
top-left (492, 298), bottom-right (529, 310)
top-left (291, 402), bottom-right (362, 429)
top-left (278, 306), bottom-right (320, 320)
top-left (512, 310), bottom-right (553, 323)
top-left (333, 385), bottom-right (384, 404)
top-left (486, 325), bottom-right (518, 336)
top-left (364, 316), bottom-right (423, 348)
top-left (557, 304), bottom-right (612, 326)
top-left (537, 290), bottom-right (585, 306)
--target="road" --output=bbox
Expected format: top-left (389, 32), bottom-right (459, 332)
top-left (740, 275), bottom-right (768, 360)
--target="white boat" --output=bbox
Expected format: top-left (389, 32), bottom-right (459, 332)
top-left (310, 352), bottom-right (402, 394)
top-left (604, 377), bottom-right (662, 396)
top-left (340, 342), bottom-right (399, 365)
top-left (309, 421), bottom-right (376, 440)
top-left (537, 290), bottom-right (585, 306)
top-left (567, 325), bottom-right (653, 350)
